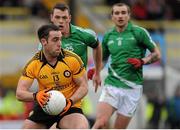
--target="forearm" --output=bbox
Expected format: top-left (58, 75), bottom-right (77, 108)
top-left (70, 76), bottom-right (88, 104)
top-left (142, 48), bottom-right (161, 65)
top-left (93, 43), bottom-right (102, 75)
top-left (16, 78), bottom-right (35, 102)
top-left (16, 90), bottom-right (34, 102)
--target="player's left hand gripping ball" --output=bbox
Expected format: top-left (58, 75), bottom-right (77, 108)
top-left (33, 89), bottom-right (50, 107)
top-left (60, 99), bottom-right (73, 116)
top-left (127, 58), bottom-right (144, 69)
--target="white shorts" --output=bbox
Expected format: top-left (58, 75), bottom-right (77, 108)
top-left (99, 85), bottom-right (143, 117)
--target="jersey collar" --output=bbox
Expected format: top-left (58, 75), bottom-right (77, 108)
top-left (113, 21), bottom-right (132, 33)
top-left (70, 24), bottom-right (76, 34)
top-left (40, 50), bottom-right (65, 63)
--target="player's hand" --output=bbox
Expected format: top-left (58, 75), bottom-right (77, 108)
top-left (127, 58), bottom-right (144, 69)
top-left (92, 73), bottom-right (101, 93)
top-left (34, 88), bottom-right (50, 107)
top-left (60, 99), bottom-right (73, 116)
top-left (87, 68), bottom-right (95, 80)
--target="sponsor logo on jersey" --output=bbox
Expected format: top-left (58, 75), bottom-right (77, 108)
top-left (39, 75), bottom-right (48, 79)
top-left (64, 70), bottom-right (71, 77)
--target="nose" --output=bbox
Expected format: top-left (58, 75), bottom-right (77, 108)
top-left (59, 17), bottom-right (64, 23)
top-left (57, 41), bottom-right (61, 47)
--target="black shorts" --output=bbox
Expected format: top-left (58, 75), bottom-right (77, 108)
top-left (28, 102), bottom-right (83, 128)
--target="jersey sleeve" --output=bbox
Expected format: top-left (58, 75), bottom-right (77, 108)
top-left (102, 33), bottom-right (110, 62)
top-left (82, 29), bottom-right (99, 48)
top-left (139, 28), bottom-right (157, 52)
top-left (66, 55), bottom-right (85, 79)
top-left (21, 60), bottom-right (38, 80)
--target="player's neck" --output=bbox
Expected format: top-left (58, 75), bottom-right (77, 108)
top-left (62, 27), bottom-right (70, 37)
top-left (116, 23), bottom-right (128, 32)
top-left (44, 53), bottom-right (58, 66)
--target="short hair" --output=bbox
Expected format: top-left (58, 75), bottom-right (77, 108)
top-left (52, 3), bottom-right (70, 14)
top-left (37, 24), bottom-right (59, 41)
top-left (111, 3), bottom-right (130, 15)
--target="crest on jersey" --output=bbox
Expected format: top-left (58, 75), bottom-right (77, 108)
top-left (64, 70), bottom-right (71, 77)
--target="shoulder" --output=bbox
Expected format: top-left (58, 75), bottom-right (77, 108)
top-left (72, 25), bottom-right (97, 37)
top-left (63, 49), bottom-right (83, 64)
top-left (25, 52), bottom-right (41, 67)
top-left (131, 24), bottom-right (149, 34)
top-left (103, 28), bottom-right (114, 40)
top-left (22, 51), bottom-right (42, 76)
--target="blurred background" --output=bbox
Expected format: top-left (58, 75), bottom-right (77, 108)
top-left (0, 0), bottom-right (180, 129)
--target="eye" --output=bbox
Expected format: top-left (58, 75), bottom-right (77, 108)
top-left (62, 16), bottom-right (68, 20)
top-left (53, 37), bottom-right (59, 42)
top-left (121, 11), bottom-right (127, 15)
top-left (55, 15), bottom-right (60, 19)
top-left (114, 11), bottom-right (120, 15)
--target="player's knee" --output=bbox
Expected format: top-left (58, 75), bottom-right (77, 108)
top-left (70, 121), bottom-right (89, 129)
top-left (95, 118), bottom-right (109, 128)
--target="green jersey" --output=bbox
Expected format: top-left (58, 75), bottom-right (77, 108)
top-left (38, 24), bottom-right (99, 67)
top-left (102, 22), bottom-right (156, 89)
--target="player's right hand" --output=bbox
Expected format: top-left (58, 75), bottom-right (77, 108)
top-left (34, 89), bottom-right (50, 107)
top-left (127, 58), bottom-right (144, 69)
top-left (87, 68), bottom-right (95, 80)
top-left (60, 99), bottom-right (73, 116)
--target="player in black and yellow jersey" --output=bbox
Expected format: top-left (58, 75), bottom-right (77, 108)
top-left (16, 24), bottom-right (89, 129)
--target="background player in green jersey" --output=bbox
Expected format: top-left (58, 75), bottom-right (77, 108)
top-left (38, 3), bottom-right (102, 91)
top-left (92, 3), bottom-right (161, 129)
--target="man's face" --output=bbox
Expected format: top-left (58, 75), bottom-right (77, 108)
top-left (111, 5), bottom-right (130, 28)
top-left (50, 9), bottom-right (71, 35)
top-left (43, 30), bottom-right (62, 58)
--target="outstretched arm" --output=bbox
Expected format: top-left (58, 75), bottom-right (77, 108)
top-left (142, 47), bottom-right (161, 64)
top-left (127, 47), bottom-right (161, 69)
top-left (92, 42), bottom-right (102, 92)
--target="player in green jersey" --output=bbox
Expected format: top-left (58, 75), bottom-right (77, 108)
top-left (92, 3), bottom-right (161, 129)
top-left (38, 3), bottom-right (102, 91)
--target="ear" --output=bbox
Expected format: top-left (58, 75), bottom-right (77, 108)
top-left (40, 38), bottom-right (47, 46)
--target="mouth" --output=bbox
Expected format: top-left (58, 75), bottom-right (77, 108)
top-left (58, 25), bottom-right (64, 30)
top-left (118, 19), bottom-right (124, 22)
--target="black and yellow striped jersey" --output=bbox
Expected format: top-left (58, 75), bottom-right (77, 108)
top-left (20, 49), bottom-right (86, 108)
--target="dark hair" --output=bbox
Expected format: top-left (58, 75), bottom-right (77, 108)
top-left (111, 3), bottom-right (130, 15)
top-left (52, 3), bottom-right (70, 14)
top-left (37, 24), bottom-right (59, 41)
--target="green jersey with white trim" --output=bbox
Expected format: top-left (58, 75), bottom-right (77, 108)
top-left (61, 24), bottom-right (98, 67)
top-left (38, 24), bottom-right (99, 67)
top-left (102, 22), bottom-right (156, 89)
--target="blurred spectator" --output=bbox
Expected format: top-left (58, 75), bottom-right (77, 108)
top-left (30, 0), bottom-right (49, 19)
top-left (146, 0), bottom-right (165, 20)
top-left (146, 92), bottom-right (166, 128)
top-left (166, 84), bottom-right (180, 128)
top-left (0, 89), bottom-right (25, 120)
top-left (0, 0), bottom-right (23, 7)
top-left (131, 0), bottom-right (147, 20)
top-left (166, 0), bottom-right (180, 19)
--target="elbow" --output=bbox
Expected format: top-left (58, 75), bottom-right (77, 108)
top-left (86, 88), bottom-right (89, 95)
top-left (157, 51), bottom-right (161, 61)
top-left (16, 91), bottom-right (23, 101)
top-left (85, 86), bottom-right (88, 96)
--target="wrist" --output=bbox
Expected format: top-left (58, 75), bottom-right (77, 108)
top-left (69, 98), bottom-right (73, 104)
top-left (33, 92), bottom-right (37, 101)
top-left (140, 59), bottom-right (145, 65)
